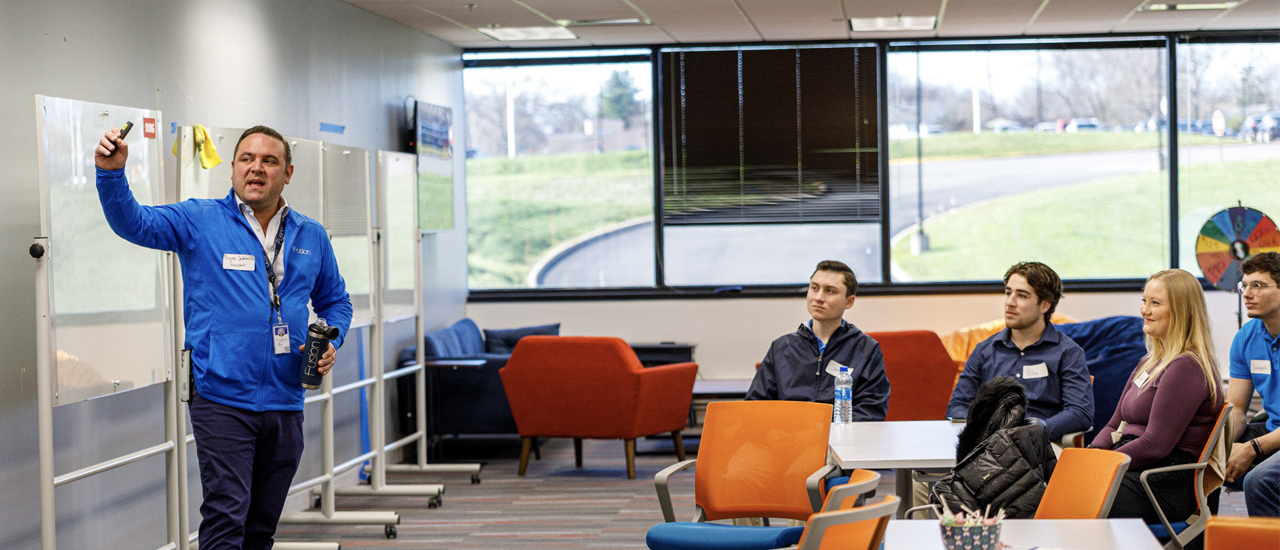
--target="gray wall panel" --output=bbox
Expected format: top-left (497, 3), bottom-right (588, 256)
top-left (0, 0), bottom-right (467, 548)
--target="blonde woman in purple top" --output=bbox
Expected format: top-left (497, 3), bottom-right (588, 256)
top-left (1090, 269), bottom-right (1224, 524)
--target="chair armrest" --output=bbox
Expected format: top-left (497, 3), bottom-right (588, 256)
top-left (806, 464), bottom-right (839, 512)
top-left (655, 459), bottom-right (697, 523)
top-left (821, 471), bottom-right (881, 512)
top-left (635, 362), bottom-right (699, 431)
top-left (790, 496), bottom-right (900, 550)
top-left (1060, 431), bottom-right (1084, 448)
top-left (905, 504), bottom-right (938, 519)
top-left (1139, 461), bottom-right (1209, 539)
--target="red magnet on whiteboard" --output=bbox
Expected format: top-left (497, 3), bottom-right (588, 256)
top-left (143, 118), bottom-right (156, 138)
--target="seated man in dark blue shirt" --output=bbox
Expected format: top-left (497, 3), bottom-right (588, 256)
top-left (947, 262), bottom-right (1093, 443)
top-left (746, 260), bottom-right (890, 421)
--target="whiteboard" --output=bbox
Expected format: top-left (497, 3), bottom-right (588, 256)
top-left (36, 96), bottom-right (172, 406)
top-left (324, 144), bottom-right (374, 328)
top-left (378, 151), bottom-right (417, 320)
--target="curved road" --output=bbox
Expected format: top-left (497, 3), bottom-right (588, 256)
top-left (536, 143), bottom-right (1280, 288)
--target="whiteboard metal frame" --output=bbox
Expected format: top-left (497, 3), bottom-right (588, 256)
top-left (34, 95), bottom-right (181, 550)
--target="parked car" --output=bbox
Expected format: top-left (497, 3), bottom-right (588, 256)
top-left (1033, 121), bottom-right (1058, 133)
top-left (1241, 113), bottom-right (1280, 142)
top-left (1065, 118), bottom-right (1107, 133)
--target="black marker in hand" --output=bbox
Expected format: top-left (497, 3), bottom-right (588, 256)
top-left (104, 121), bottom-right (134, 157)
top-left (95, 123), bottom-right (132, 170)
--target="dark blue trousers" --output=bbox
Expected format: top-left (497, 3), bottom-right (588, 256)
top-left (190, 389), bottom-right (305, 550)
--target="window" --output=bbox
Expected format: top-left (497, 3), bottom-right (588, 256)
top-left (659, 44), bottom-right (882, 286)
top-left (887, 40), bottom-right (1170, 282)
top-left (464, 53), bottom-right (655, 289)
top-left (1176, 38), bottom-right (1280, 288)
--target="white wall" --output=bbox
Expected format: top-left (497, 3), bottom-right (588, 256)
top-left (468, 290), bottom-right (1243, 379)
top-left (0, 1), bottom-right (466, 549)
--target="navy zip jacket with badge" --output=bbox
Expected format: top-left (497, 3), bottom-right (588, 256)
top-left (746, 322), bottom-right (890, 421)
top-left (96, 166), bottom-right (352, 412)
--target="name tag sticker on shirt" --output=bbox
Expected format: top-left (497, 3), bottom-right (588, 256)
top-left (826, 360), bottom-right (846, 377)
top-left (1252, 359), bottom-right (1272, 375)
top-left (1022, 363), bottom-right (1049, 379)
top-left (223, 254), bottom-right (255, 271)
top-left (1135, 371), bottom-right (1151, 388)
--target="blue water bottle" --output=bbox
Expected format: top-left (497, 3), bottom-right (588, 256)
top-left (299, 318), bottom-right (339, 389)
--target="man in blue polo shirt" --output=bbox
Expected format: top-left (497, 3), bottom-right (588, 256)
top-left (746, 260), bottom-right (890, 421)
top-left (1225, 252), bottom-right (1280, 517)
top-left (947, 262), bottom-right (1093, 444)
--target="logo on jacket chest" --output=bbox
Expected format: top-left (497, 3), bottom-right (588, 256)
top-left (292, 246), bottom-right (311, 255)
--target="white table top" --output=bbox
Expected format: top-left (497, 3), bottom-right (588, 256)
top-left (829, 420), bottom-right (963, 470)
top-left (884, 518), bottom-right (1162, 550)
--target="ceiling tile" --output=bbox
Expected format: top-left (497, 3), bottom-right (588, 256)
top-left (572, 25), bottom-right (674, 45)
top-left (841, 0), bottom-right (945, 18)
top-left (1029, 0), bottom-right (1143, 34)
top-left (1203, 0), bottom-right (1280, 30)
top-left (523, 0), bottom-right (645, 22)
top-left (941, 0), bottom-right (1040, 27)
top-left (1115, 9), bottom-right (1228, 32)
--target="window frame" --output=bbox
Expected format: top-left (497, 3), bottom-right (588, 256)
top-left (465, 31), bottom-right (1280, 302)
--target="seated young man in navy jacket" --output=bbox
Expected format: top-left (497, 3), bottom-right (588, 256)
top-left (947, 262), bottom-right (1093, 444)
top-left (746, 260), bottom-right (890, 421)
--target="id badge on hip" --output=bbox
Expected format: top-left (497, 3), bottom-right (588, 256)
top-left (273, 323), bottom-right (291, 355)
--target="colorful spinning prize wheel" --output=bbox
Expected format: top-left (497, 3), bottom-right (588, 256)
top-left (1196, 207), bottom-right (1280, 291)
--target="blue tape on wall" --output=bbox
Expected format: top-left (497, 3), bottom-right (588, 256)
top-left (170, 122), bottom-right (177, 134)
top-left (319, 122), bottom-right (345, 134)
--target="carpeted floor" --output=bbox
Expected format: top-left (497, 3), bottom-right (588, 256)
top-left (275, 435), bottom-right (1250, 549)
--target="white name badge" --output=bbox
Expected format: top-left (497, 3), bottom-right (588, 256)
top-left (826, 360), bottom-right (846, 377)
top-left (223, 254), bottom-right (255, 271)
top-left (1135, 371), bottom-right (1151, 388)
top-left (1022, 362), bottom-right (1049, 379)
top-left (1252, 359), bottom-right (1272, 375)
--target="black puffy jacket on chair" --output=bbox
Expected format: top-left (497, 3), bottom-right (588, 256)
top-left (931, 377), bottom-right (1057, 518)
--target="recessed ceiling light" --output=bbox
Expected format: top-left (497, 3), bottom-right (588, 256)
top-left (1142, 2), bottom-right (1239, 10)
top-left (556, 18), bottom-right (649, 27)
top-left (477, 26), bottom-right (577, 41)
top-left (849, 15), bottom-right (937, 32)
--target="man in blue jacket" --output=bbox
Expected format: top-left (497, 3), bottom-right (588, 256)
top-left (95, 125), bottom-right (352, 550)
top-left (947, 262), bottom-right (1092, 444)
top-left (746, 260), bottom-right (890, 421)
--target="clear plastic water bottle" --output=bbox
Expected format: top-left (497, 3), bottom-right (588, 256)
top-left (833, 366), bottom-right (853, 424)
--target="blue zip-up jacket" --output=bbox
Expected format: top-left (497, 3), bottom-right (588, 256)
top-left (746, 322), bottom-right (890, 421)
top-left (96, 167), bottom-right (352, 412)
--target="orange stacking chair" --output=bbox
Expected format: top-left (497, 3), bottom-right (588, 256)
top-left (499, 336), bottom-right (698, 479)
top-left (1145, 403), bottom-right (1233, 549)
top-left (791, 494), bottom-right (899, 550)
top-left (1035, 447), bottom-right (1131, 519)
top-left (867, 331), bottom-right (959, 421)
top-left (646, 401), bottom-right (844, 550)
top-left (1204, 516), bottom-right (1280, 550)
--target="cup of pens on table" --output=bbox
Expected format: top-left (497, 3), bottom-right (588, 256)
top-left (937, 502), bottom-right (1004, 550)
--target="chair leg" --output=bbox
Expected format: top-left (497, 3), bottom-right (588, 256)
top-left (672, 431), bottom-right (686, 461)
top-left (518, 437), bottom-right (533, 476)
top-left (533, 437), bottom-right (541, 460)
top-left (625, 439), bottom-right (636, 479)
top-left (574, 438), bottom-right (584, 468)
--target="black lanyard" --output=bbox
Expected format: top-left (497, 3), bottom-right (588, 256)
top-left (260, 210), bottom-right (287, 323)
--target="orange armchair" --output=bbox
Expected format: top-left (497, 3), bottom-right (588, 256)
top-left (499, 336), bottom-right (699, 479)
top-left (867, 331), bottom-right (958, 421)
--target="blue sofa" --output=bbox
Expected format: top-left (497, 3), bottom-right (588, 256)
top-left (398, 319), bottom-right (558, 439)
top-left (1057, 315), bottom-right (1147, 442)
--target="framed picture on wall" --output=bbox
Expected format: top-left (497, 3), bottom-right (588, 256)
top-left (415, 101), bottom-right (454, 232)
